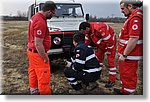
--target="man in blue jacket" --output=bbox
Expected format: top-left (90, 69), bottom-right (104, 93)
top-left (64, 32), bottom-right (101, 94)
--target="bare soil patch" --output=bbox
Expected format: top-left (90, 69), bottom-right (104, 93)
top-left (1, 21), bottom-right (143, 95)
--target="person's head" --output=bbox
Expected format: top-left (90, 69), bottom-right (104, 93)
top-left (42, 1), bottom-right (56, 19)
top-left (120, 0), bottom-right (143, 17)
top-left (73, 32), bottom-right (85, 47)
top-left (79, 22), bottom-right (91, 34)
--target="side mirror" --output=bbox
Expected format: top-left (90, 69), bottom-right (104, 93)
top-left (85, 13), bottom-right (89, 22)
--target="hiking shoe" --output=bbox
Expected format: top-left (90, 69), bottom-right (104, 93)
top-left (105, 81), bottom-right (115, 88)
top-left (114, 88), bottom-right (124, 95)
top-left (86, 82), bottom-right (98, 91)
top-left (69, 89), bottom-right (84, 95)
top-left (30, 89), bottom-right (40, 95)
top-left (30, 88), bottom-right (40, 95)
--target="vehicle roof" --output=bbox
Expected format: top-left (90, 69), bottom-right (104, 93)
top-left (36, 0), bottom-right (80, 4)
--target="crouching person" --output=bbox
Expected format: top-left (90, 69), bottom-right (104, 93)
top-left (64, 32), bottom-right (102, 94)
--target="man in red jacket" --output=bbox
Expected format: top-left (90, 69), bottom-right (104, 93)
top-left (114, 0), bottom-right (143, 95)
top-left (79, 22), bottom-right (117, 88)
top-left (27, 1), bottom-right (56, 95)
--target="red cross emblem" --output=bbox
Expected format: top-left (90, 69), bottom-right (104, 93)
top-left (37, 30), bottom-right (42, 35)
top-left (132, 24), bottom-right (138, 30)
top-left (101, 32), bottom-right (105, 36)
top-left (76, 54), bottom-right (80, 58)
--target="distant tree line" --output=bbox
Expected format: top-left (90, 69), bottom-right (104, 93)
top-left (2, 10), bottom-right (28, 21)
top-left (2, 16), bottom-right (28, 21)
top-left (1, 11), bottom-right (126, 23)
top-left (88, 15), bottom-right (126, 23)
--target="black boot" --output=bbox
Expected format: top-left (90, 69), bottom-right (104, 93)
top-left (114, 88), bottom-right (124, 95)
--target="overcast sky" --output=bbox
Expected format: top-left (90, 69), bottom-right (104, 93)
top-left (0, 0), bottom-right (143, 18)
top-left (0, 0), bottom-right (124, 18)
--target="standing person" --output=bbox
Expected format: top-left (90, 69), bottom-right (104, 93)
top-left (79, 22), bottom-right (117, 88)
top-left (27, 1), bottom-right (56, 95)
top-left (64, 32), bottom-right (101, 94)
top-left (114, 0), bottom-right (143, 95)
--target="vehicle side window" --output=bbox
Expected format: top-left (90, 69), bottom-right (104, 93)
top-left (75, 7), bottom-right (82, 16)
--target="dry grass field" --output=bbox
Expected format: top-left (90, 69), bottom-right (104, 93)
top-left (1, 21), bottom-right (143, 95)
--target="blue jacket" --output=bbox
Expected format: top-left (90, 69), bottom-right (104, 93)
top-left (71, 42), bottom-right (101, 73)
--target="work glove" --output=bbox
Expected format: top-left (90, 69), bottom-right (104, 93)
top-left (64, 59), bottom-right (72, 68)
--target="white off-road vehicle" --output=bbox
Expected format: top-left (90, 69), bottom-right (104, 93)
top-left (28, 0), bottom-right (89, 58)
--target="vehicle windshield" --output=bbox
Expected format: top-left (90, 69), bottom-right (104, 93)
top-left (40, 3), bottom-right (84, 17)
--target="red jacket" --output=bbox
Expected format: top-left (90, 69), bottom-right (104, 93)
top-left (118, 9), bottom-right (143, 60)
top-left (28, 12), bottom-right (51, 51)
top-left (85, 22), bottom-right (116, 52)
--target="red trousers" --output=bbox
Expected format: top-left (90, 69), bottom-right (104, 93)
top-left (119, 60), bottom-right (138, 94)
top-left (96, 47), bottom-right (116, 82)
top-left (27, 50), bottom-right (51, 95)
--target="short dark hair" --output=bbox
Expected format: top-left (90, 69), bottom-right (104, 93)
top-left (42, 1), bottom-right (56, 12)
top-left (79, 22), bottom-right (90, 30)
top-left (120, 0), bottom-right (143, 8)
top-left (73, 32), bottom-right (85, 43)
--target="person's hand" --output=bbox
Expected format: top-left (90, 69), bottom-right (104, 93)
top-left (119, 54), bottom-right (126, 62)
top-left (44, 56), bottom-right (49, 63)
top-left (105, 51), bottom-right (111, 55)
top-left (64, 60), bottom-right (72, 67)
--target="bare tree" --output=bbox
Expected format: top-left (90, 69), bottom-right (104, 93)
top-left (17, 10), bottom-right (27, 17)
